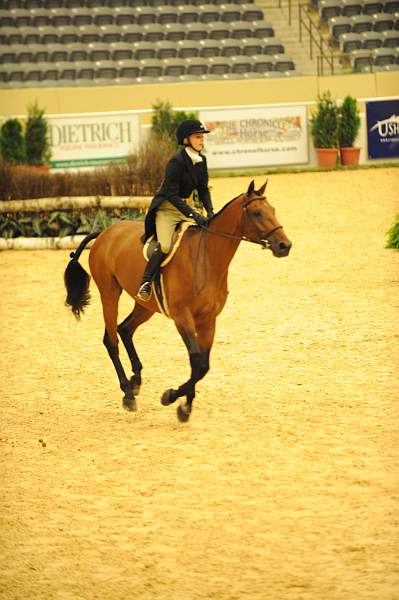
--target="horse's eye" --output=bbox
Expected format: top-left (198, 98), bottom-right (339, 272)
top-left (253, 210), bottom-right (262, 218)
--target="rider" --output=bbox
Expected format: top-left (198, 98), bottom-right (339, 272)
top-left (136, 119), bottom-right (214, 302)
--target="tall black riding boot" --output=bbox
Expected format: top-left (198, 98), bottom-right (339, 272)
top-left (137, 243), bottom-right (166, 301)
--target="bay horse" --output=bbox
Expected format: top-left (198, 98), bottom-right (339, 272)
top-left (64, 179), bottom-right (291, 422)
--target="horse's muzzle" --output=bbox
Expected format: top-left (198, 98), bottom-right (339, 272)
top-left (272, 238), bottom-right (292, 258)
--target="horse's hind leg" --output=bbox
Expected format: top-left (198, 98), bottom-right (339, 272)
top-left (100, 281), bottom-right (136, 411)
top-left (118, 303), bottom-right (154, 396)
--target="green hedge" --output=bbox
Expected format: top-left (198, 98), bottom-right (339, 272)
top-left (386, 213), bottom-right (399, 250)
top-left (0, 207), bottom-right (143, 239)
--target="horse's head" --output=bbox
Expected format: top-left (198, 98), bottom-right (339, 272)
top-left (241, 179), bottom-right (292, 258)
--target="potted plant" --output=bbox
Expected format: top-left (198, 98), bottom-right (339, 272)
top-left (25, 101), bottom-right (51, 170)
top-left (338, 95), bottom-right (361, 166)
top-left (0, 118), bottom-right (26, 165)
top-left (310, 91), bottom-right (339, 168)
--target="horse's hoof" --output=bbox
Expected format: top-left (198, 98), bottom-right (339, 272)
top-left (161, 389), bottom-right (175, 406)
top-left (177, 404), bottom-right (191, 423)
top-left (123, 396), bottom-right (137, 412)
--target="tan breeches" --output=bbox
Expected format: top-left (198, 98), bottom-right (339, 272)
top-left (155, 200), bottom-right (197, 253)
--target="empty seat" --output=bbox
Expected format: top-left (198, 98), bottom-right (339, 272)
top-left (164, 23), bottom-right (186, 41)
top-left (384, 0), bottom-right (399, 11)
top-left (351, 14), bottom-right (373, 32)
top-left (121, 24), bottom-right (144, 43)
top-left (230, 55), bottom-right (253, 73)
top-left (20, 44), bottom-right (50, 63)
top-left (186, 56), bottom-right (208, 75)
top-left (362, 0), bottom-right (384, 13)
top-left (209, 56), bottom-right (230, 74)
top-left (100, 25), bottom-right (122, 43)
top-left (339, 31), bottom-right (362, 50)
top-left (229, 21), bottom-right (253, 38)
top-left (382, 28), bottom-right (399, 43)
top-left (241, 38), bottom-right (264, 55)
top-left (58, 26), bottom-right (80, 44)
top-left (208, 22), bottom-right (231, 39)
top-left (76, 61), bottom-right (96, 79)
top-left (49, 44), bottom-right (70, 62)
top-left (199, 39), bottom-right (221, 57)
top-left (178, 6), bottom-right (199, 23)
top-left (69, 43), bottom-right (89, 61)
top-left (262, 37), bottom-right (285, 54)
top-left (78, 25), bottom-right (101, 43)
top-left (134, 41), bottom-right (157, 60)
top-left (72, 8), bottom-right (93, 26)
top-left (319, 0), bottom-right (342, 21)
top-left (373, 12), bottom-right (394, 29)
top-left (5, 66), bottom-right (26, 85)
top-left (220, 38), bottom-right (242, 56)
top-left (156, 40), bottom-right (178, 59)
top-left (11, 8), bottom-right (32, 27)
top-left (115, 7), bottom-right (136, 25)
top-left (118, 59), bottom-right (141, 79)
top-left (350, 48), bottom-right (373, 69)
top-left (0, 11), bottom-right (14, 28)
top-left (253, 20), bottom-right (275, 38)
top-left (110, 41), bottom-right (134, 61)
top-left (220, 5), bottom-right (242, 22)
top-left (40, 27), bottom-right (60, 44)
top-left (273, 53), bottom-right (295, 71)
top-left (142, 24), bottom-right (165, 42)
top-left (88, 43), bottom-right (111, 62)
top-left (163, 57), bottom-right (186, 76)
top-left (341, 0), bottom-right (362, 16)
top-left (372, 45), bottom-right (396, 63)
top-left (200, 6), bottom-right (220, 23)
top-left (22, 27), bottom-right (42, 44)
top-left (177, 40), bottom-right (199, 58)
top-left (50, 9), bottom-right (73, 27)
top-left (241, 4), bottom-right (264, 21)
top-left (140, 58), bottom-right (163, 77)
top-left (157, 6), bottom-right (179, 24)
top-left (95, 65), bottom-right (118, 84)
top-left (24, 66), bottom-right (43, 85)
top-left (93, 7), bottom-right (114, 26)
top-left (252, 54), bottom-right (274, 72)
top-left (42, 65), bottom-right (59, 83)
top-left (330, 16), bottom-right (352, 38)
top-left (361, 30), bottom-right (384, 47)
top-left (186, 23), bottom-right (208, 40)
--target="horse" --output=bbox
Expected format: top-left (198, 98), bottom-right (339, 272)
top-left (63, 179), bottom-right (292, 422)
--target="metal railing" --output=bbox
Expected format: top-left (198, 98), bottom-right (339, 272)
top-left (298, 2), bottom-right (336, 75)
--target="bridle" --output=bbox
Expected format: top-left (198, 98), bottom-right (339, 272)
top-left (198, 194), bottom-right (283, 250)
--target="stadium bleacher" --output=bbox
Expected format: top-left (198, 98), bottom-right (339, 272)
top-left (312, 0), bottom-right (399, 71)
top-left (0, 0), bottom-right (303, 87)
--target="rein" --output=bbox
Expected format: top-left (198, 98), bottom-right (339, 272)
top-left (192, 195), bottom-right (283, 295)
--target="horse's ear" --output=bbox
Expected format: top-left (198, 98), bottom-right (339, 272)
top-left (258, 178), bottom-right (268, 195)
top-left (247, 180), bottom-right (255, 196)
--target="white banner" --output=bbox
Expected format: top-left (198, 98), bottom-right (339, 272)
top-left (47, 111), bottom-right (140, 169)
top-left (199, 105), bottom-right (309, 169)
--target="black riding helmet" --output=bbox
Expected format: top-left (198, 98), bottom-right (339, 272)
top-left (176, 119), bottom-right (210, 146)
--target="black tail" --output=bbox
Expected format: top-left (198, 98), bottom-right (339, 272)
top-left (64, 232), bottom-right (99, 319)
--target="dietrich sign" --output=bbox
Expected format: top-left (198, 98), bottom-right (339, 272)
top-left (48, 111), bottom-right (140, 169)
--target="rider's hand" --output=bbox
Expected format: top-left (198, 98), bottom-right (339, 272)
top-left (192, 212), bottom-right (208, 227)
top-left (206, 210), bottom-right (215, 220)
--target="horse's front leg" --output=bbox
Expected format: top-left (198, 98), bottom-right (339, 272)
top-left (162, 311), bottom-right (216, 422)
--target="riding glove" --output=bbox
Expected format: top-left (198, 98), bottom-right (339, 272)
top-left (192, 212), bottom-right (208, 227)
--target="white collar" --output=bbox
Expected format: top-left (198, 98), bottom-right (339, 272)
top-left (185, 146), bottom-right (203, 165)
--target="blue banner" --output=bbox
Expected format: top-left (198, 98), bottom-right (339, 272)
top-left (366, 99), bottom-right (399, 159)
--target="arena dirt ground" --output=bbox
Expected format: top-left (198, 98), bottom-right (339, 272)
top-left (0, 168), bottom-right (398, 600)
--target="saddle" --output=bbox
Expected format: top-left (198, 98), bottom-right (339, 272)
top-left (141, 221), bottom-right (194, 318)
top-left (142, 221), bottom-right (193, 265)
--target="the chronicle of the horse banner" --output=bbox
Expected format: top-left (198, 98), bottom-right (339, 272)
top-left (64, 180), bottom-right (292, 422)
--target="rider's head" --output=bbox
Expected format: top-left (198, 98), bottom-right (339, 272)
top-left (176, 119), bottom-right (210, 152)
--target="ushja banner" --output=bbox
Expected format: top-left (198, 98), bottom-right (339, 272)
top-left (199, 105), bottom-right (309, 169)
top-left (47, 110), bottom-right (140, 169)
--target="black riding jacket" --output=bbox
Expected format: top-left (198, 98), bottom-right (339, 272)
top-left (143, 148), bottom-right (213, 241)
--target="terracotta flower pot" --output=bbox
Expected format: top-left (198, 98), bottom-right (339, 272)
top-left (340, 147), bottom-right (360, 166)
top-left (315, 148), bottom-right (338, 168)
